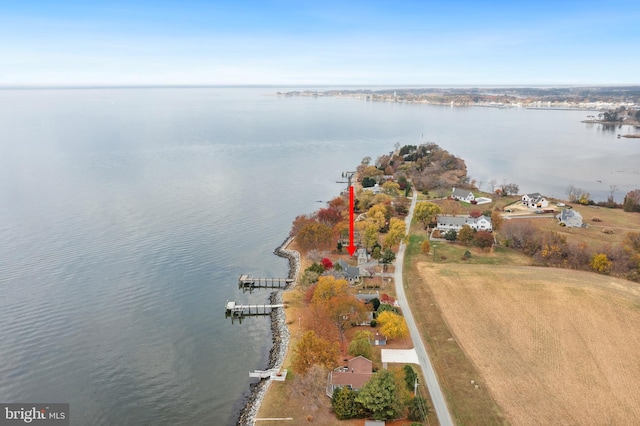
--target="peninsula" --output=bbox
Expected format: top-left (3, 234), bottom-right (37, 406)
top-left (242, 142), bottom-right (640, 425)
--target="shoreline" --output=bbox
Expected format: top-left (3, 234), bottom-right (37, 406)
top-left (236, 237), bottom-right (300, 426)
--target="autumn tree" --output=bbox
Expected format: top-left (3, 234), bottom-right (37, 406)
top-left (297, 221), bottom-right (333, 252)
top-left (384, 218), bottom-right (406, 248)
top-left (311, 276), bottom-right (348, 303)
top-left (367, 203), bottom-right (389, 230)
top-left (491, 210), bottom-right (503, 231)
top-left (623, 189), bottom-right (640, 212)
top-left (290, 214), bottom-right (314, 237)
top-left (356, 189), bottom-right (374, 211)
top-left (421, 239), bottom-right (430, 255)
top-left (377, 311), bottom-right (409, 341)
top-left (457, 224), bottom-right (475, 245)
top-left (360, 222), bottom-right (379, 251)
top-left (624, 232), bottom-right (640, 253)
top-left (414, 202), bottom-right (442, 228)
top-left (293, 331), bottom-right (339, 374)
top-left (590, 253), bottom-right (612, 274)
top-left (355, 370), bottom-right (404, 421)
top-left (382, 181), bottom-right (400, 196)
top-left (316, 206), bottom-right (343, 226)
top-left (473, 230), bottom-right (494, 249)
top-left (348, 330), bottom-right (373, 359)
top-left (322, 294), bottom-right (367, 346)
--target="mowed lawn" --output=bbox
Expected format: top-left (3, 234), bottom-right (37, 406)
top-left (415, 263), bottom-right (640, 425)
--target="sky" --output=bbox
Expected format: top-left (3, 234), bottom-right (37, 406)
top-left (1, 0), bottom-right (639, 87)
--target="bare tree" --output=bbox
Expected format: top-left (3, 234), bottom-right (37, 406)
top-left (488, 179), bottom-right (497, 193)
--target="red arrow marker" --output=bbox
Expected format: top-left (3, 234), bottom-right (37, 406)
top-left (348, 185), bottom-right (356, 256)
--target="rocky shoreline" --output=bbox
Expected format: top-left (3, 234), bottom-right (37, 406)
top-left (236, 237), bottom-right (300, 426)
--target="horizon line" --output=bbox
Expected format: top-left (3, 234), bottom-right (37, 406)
top-left (2, 83), bottom-right (640, 91)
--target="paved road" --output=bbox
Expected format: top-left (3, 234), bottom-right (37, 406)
top-left (395, 191), bottom-right (454, 426)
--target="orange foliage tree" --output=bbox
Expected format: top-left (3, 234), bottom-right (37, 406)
top-left (297, 221), bottom-right (333, 252)
top-left (292, 330), bottom-right (340, 374)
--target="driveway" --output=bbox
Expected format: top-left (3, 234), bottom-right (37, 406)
top-left (394, 190), bottom-right (454, 426)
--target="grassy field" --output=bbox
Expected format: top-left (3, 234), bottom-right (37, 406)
top-left (404, 230), bottom-right (517, 425)
top-left (408, 254), bottom-right (640, 425)
top-left (508, 203), bottom-right (640, 251)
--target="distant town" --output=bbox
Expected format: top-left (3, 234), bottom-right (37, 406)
top-left (280, 86), bottom-right (640, 116)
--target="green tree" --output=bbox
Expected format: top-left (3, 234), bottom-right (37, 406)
top-left (332, 386), bottom-right (365, 420)
top-left (403, 365), bottom-right (418, 392)
top-left (356, 370), bottom-right (403, 420)
top-left (408, 396), bottom-right (429, 422)
top-left (444, 229), bottom-right (457, 241)
top-left (414, 202), bottom-right (442, 228)
top-left (381, 248), bottom-right (396, 265)
top-left (372, 246), bottom-right (382, 261)
top-left (377, 303), bottom-right (399, 315)
top-left (348, 330), bottom-right (373, 359)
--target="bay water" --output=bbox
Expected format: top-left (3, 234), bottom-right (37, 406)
top-left (0, 87), bottom-right (638, 425)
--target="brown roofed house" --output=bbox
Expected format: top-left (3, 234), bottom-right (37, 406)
top-left (326, 356), bottom-right (373, 397)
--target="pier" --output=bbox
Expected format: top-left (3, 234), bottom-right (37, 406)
top-left (249, 368), bottom-right (288, 381)
top-left (238, 274), bottom-right (294, 293)
top-left (225, 301), bottom-right (285, 323)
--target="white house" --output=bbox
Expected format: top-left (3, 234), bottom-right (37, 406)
top-left (522, 193), bottom-right (549, 209)
top-left (451, 187), bottom-right (475, 202)
top-left (556, 209), bottom-right (583, 228)
top-left (363, 183), bottom-right (382, 194)
top-left (436, 215), bottom-right (493, 232)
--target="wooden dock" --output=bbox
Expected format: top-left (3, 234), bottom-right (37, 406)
top-left (225, 301), bottom-right (285, 322)
top-left (238, 274), bottom-right (294, 293)
top-left (249, 368), bottom-right (288, 381)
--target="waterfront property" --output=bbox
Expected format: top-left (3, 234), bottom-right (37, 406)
top-left (436, 215), bottom-right (493, 232)
top-left (557, 209), bottom-right (584, 227)
top-left (522, 193), bottom-right (549, 209)
top-left (326, 356), bottom-right (374, 397)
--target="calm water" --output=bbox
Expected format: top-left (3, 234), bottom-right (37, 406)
top-left (0, 87), bottom-right (638, 425)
